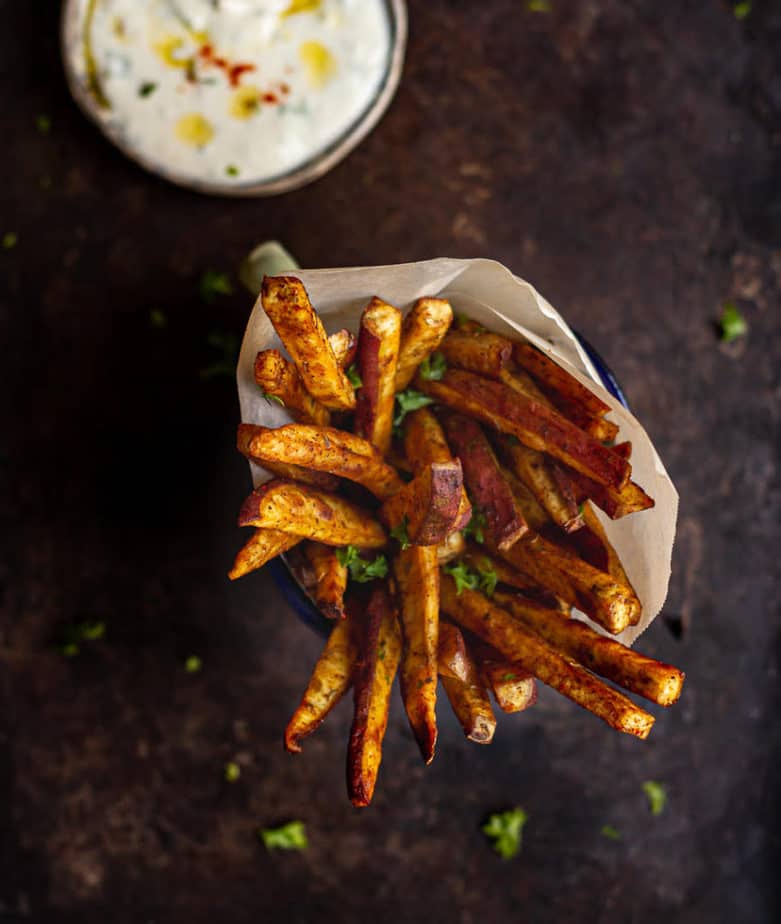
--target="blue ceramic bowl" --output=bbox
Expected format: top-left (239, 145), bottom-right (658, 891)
top-left (270, 333), bottom-right (630, 636)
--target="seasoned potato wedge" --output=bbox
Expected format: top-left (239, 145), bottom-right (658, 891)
top-left (328, 328), bottom-right (358, 368)
top-left (437, 621), bottom-right (471, 683)
top-left (303, 542), bottom-right (349, 620)
top-left (355, 297), bottom-right (402, 455)
top-left (438, 640), bottom-right (496, 744)
top-left (473, 641), bottom-right (538, 714)
top-left (380, 461), bottom-right (463, 545)
top-left (394, 297), bottom-right (453, 390)
top-left (439, 328), bottom-right (513, 378)
top-left (437, 529), bottom-right (466, 565)
top-left (254, 349), bottom-right (331, 426)
top-left (261, 276), bottom-right (356, 411)
top-left (564, 464), bottom-right (655, 520)
top-left (228, 527), bottom-right (301, 580)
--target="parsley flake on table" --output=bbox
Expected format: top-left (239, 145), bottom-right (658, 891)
top-left (733, 1), bottom-right (751, 19)
top-left (419, 351), bottom-right (447, 381)
top-left (444, 560), bottom-right (480, 595)
top-left (57, 621), bottom-right (106, 657)
top-left (185, 655), bottom-right (202, 673)
top-left (199, 270), bottom-right (233, 303)
top-left (463, 510), bottom-right (487, 544)
top-left (718, 301), bottom-right (748, 343)
top-left (390, 517), bottom-right (411, 550)
top-left (527, 0), bottom-right (551, 11)
top-left (336, 546), bottom-right (388, 583)
top-left (200, 331), bottom-right (239, 381)
top-left (482, 807), bottom-right (528, 859)
top-left (260, 820), bottom-right (308, 851)
top-left (642, 780), bottom-right (667, 816)
top-left (345, 363), bottom-right (362, 389)
top-left (601, 824), bottom-right (622, 841)
top-left (2, 231), bottom-right (18, 250)
top-left (224, 761), bottom-right (241, 783)
top-left (149, 308), bottom-right (167, 328)
top-left (35, 113), bottom-right (51, 134)
top-left (393, 389), bottom-right (433, 432)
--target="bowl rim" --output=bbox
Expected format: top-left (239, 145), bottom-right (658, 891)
top-left (60, 0), bottom-right (408, 198)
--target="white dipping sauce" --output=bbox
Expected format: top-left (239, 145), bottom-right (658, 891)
top-left (87, 0), bottom-right (392, 184)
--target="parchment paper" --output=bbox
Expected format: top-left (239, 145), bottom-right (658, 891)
top-left (236, 258), bottom-right (678, 646)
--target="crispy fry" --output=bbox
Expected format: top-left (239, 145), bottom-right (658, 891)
top-left (498, 365), bottom-right (552, 404)
top-left (261, 275), bottom-right (356, 411)
top-left (355, 297), bottom-right (402, 455)
top-left (303, 542), bottom-right (348, 620)
top-left (249, 457), bottom-right (340, 491)
top-left (416, 369), bottom-right (630, 489)
top-left (347, 584), bottom-right (402, 807)
top-left (441, 412), bottom-right (527, 550)
top-left (499, 465), bottom-right (550, 531)
top-left (254, 349), bottom-right (331, 426)
top-left (512, 342), bottom-right (611, 418)
top-left (228, 527), bottom-right (301, 580)
top-left (473, 641), bottom-right (537, 714)
top-left (438, 640), bottom-right (496, 743)
top-left (437, 621), bottom-right (471, 682)
top-left (438, 328), bottom-right (513, 378)
top-left (437, 529), bottom-right (466, 564)
top-left (440, 576), bottom-right (655, 738)
top-left (328, 328), bottom-right (358, 368)
top-left (238, 480), bottom-right (387, 548)
top-left (564, 464), bottom-right (655, 520)
top-left (561, 403), bottom-right (620, 443)
top-left (501, 436), bottom-right (583, 533)
top-left (403, 407), bottom-right (471, 528)
top-left (569, 502), bottom-right (636, 602)
top-left (394, 297), bottom-right (453, 390)
top-left (462, 543), bottom-right (571, 614)
top-left (611, 441), bottom-right (632, 460)
top-left (496, 533), bottom-right (579, 608)
top-left (285, 607), bottom-right (357, 752)
top-left (380, 461), bottom-right (463, 545)
top-left (237, 424), bottom-right (404, 500)
top-left (494, 591), bottom-right (684, 707)
top-left (394, 546), bottom-right (439, 763)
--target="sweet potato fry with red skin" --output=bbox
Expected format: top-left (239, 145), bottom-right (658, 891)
top-left (472, 641), bottom-right (538, 714)
top-left (495, 534), bottom-right (579, 609)
top-left (611, 441), bottom-right (632, 460)
top-left (354, 297), bottom-right (402, 455)
top-left (440, 577), bottom-right (655, 738)
top-left (394, 546), bottom-right (439, 764)
top-left (403, 408), bottom-right (472, 528)
top-left (440, 412), bottom-right (527, 550)
top-left (462, 543), bottom-right (571, 614)
top-left (237, 424), bottom-right (404, 500)
top-left (285, 606), bottom-right (357, 752)
top-left (238, 480), bottom-right (387, 548)
top-left (500, 435), bottom-right (583, 533)
top-left (494, 591), bottom-right (684, 707)
top-left (415, 369), bottom-right (630, 490)
top-left (499, 465), bottom-right (550, 531)
top-left (437, 621), bottom-right (471, 682)
top-left (564, 465), bottom-right (655, 520)
top-left (380, 461), bottom-right (463, 545)
top-left (394, 297), bottom-right (453, 391)
top-left (438, 641), bottom-right (496, 743)
top-left (261, 276), bottom-right (356, 411)
top-left (347, 584), bottom-right (402, 807)
top-left (438, 328), bottom-right (512, 379)
top-left (303, 542), bottom-right (348, 620)
top-left (512, 342), bottom-right (611, 418)
top-left (228, 528), bottom-right (301, 580)
top-left (498, 364), bottom-right (552, 405)
top-left (254, 349), bottom-right (331, 426)
top-left (560, 403), bottom-right (620, 443)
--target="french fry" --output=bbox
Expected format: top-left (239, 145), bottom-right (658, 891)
top-left (462, 543), bottom-right (571, 614)
top-left (496, 533), bottom-right (579, 609)
top-left (237, 424), bottom-right (404, 500)
top-left (249, 457), bottom-right (340, 491)
top-left (438, 328), bottom-right (513, 379)
top-left (568, 502), bottom-right (636, 602)
top-left (437, 621), bottom-right (471, 682)
top-left (611, 441), bottom-right (632, 460)
top-left (561, 403), bottom-right (620, 443)
top-left (403, 407), bottom-right (472, 528)
top-left (285, 606), bottom-right (358, 752)
top-left (254, 349), bottom-right (331, 426)
top-left (501, 436), bottom-right (583, 533)
top-left (347, 584), bottom-right (402, 807)
top-left (437, 529), bottom-right (466, 564)
top-left (441, 413), bottom-right (527, 550)
top-left (564, 464), bottom-right (655, 520)
top-left (354, 297), bottom-right (402, 455)
top-left (261, 276), bottom-right (356, 411)
top-left (438, 640), bottom-right (496, 744)
top-left (380, 461), bottom-right (463, 545)
top-left (394, 546), bottom-right (439, 764)
top-left (394, 297), bottom-right (453, 390)
top-left (494, 591), bottom-right (684, 707)
top-left (499, 465), bottom-right (550, 531)
top-left (472, 641), bottom-right (537, 714)
top-left (498, 365), bottom-right (552, 405)
top-left (228, 527), bottom-right (301, 580)
top-left (512, 342), bottom-right (611, 418)
top-left (416, 369), bottom-right (630, 489)
top-left (238, 480), bottom-right (387, 548)
top-left (440, 576), bottom-right (655, 738)
top-left (303, 542), bottom-right (348, 620)
top-left (328, 328), bottom-right (358, 368)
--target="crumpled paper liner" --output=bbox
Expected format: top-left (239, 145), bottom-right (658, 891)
top-left (237, 258), bottom-right (678, 647)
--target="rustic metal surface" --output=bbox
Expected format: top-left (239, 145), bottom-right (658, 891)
top-left (1, 2), bottom-right (779, 922)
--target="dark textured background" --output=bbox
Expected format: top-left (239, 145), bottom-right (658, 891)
top-left (1, 1), bottom-right (779, 922)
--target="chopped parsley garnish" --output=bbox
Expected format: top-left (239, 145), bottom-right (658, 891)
top-left (336, 546), bottom-right (388, 583)
top-left (642, 780), bottom-right (667, 816)
top-left (260, 820), bottom-right (308, 851)
top-left (2, 231), bottom-right (18, 250)
top-left (35, 114), bottom-right (51, 134)
top-left (259, 390), bottom-right (285, 407)
top-left (501, 672), bottom-right (517, 682)
top-left (601, 825), bottom-right (621, 841)
top-left (199, 269), bottom-right (233, 303)
top-left (149, 308), bottom-right (167, 328)
top-left (482, 807), bottom-right (528, 859)
top-left (419, 352), bottom-right (447, 381)
top-left (527, 0), bottom-right (551, 11)
top-left (185, 655), bottom-right (202, 673)
top-left (478, 564), bottom-right (498, 597)
top-left (345, 363), bottom-right (362, 389)
top-left (200, 331), bottom-right (239, 381)
top-left (393, 389), bottom-right (434, 433)
top-left (719, 301), bottom-right (748, 343)
top-left (390, 517), bottom-right (411, 550)
top-left (138, 82), bottom-right (158, 98)
top-left (464, 510), bottom-right (487, 544)
top-left (733, 1), bottom-right (751, 19)
top-left (225, 164), bottom-right (240, 177)
top-left (224, 761), bottom-right (241, 783)
top-left (444, 560), bottom-right (479, 595)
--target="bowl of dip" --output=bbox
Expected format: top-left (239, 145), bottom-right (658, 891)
top-left (61, 0), bottom-right (407, 196)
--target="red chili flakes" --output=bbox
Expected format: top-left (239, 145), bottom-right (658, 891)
top-left (197, 43), bottom-right (256, 87)
top-left (229, 63), bottom-right (257, 87)
top-left (262, 92), bottom-right (279, 104)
